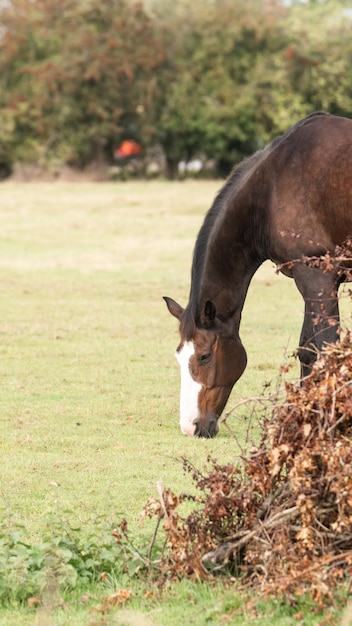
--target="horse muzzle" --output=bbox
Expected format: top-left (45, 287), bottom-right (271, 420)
top-left (193, 414), bottom-right (219, 438)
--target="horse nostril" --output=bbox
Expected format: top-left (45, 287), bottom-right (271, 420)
top-left (208, 419), bottom-right (218, 438)
top-left (193, 419), bottom-right (202, 437)
top-left (193, 418), bottom-right (218, 438)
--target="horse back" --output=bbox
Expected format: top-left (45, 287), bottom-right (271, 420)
top-left (265, 114), bottom-right (352, 263)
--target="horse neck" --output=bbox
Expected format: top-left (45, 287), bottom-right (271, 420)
top-left (196, 194), bottom-right (266, 325)
top-left (201, 248), bottom-right (259, 325)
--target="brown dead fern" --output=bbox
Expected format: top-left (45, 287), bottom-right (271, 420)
top-left (143, 245), bottom-right (352, 600)
top-left (144, 333), bottom-right (352, 600)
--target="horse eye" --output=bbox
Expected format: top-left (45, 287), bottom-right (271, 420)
top-left (199, 353), bottom-right (211, 364)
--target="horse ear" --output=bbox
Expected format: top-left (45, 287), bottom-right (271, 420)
top-left (203, 300), bottom-right (217, 326)
top-left (163, 296), bottom-right (184, 321)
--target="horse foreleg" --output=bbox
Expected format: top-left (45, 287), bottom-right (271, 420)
top-left (293, 266), bottom-right (340, 379)
top-left (298, 307), bottom-right (316, 379)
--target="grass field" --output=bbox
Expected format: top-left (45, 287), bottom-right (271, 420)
top-left (0, 180), bottom-right (350, 625)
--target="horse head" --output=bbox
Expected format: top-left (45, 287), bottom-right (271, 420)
top-left (164, 296), bottom-right (247, 437)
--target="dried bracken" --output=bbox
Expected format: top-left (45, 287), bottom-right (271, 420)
top-left (145, 246), bottom-right (352, 601)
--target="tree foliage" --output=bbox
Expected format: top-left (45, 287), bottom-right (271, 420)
top-left (0, 0), bottom-right (351, 178)
top-left (0, 0), bottom-right (166, 170)
top-left (155, 0), bottom-right (289, 176)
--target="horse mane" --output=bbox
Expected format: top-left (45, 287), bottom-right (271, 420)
top-left (180, 111), bottom-right (330, 340)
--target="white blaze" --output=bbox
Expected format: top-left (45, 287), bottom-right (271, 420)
top-left (175, 341), bottom-right (202, 436)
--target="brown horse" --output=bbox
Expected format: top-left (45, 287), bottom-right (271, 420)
top-left (164, 112), bottom-right (352, 438)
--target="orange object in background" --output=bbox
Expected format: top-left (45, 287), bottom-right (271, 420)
top-left (114, 140), bottom-right (142, 161)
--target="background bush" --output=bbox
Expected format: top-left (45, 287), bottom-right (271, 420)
top-left (0, 0), bottom-right (351, 178)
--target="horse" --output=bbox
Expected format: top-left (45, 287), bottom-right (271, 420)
top-left (164, 112), bottom-right (352, 438)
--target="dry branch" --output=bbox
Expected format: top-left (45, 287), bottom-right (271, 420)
top-left (144, 330), bottom-right (352, 600)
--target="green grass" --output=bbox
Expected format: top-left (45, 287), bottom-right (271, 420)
top-left (0, 180), bottom-right (350, 625)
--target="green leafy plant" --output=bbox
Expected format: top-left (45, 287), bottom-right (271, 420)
top-left (0, 512), bottom-right (156, 605)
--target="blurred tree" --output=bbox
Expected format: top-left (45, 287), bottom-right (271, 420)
top-left (281, 1), bottom-right (352, 117)
top-left (0, 0), bottom-right (351, 178)
top-left (0, 0), bottom-right (167, 168)
top-left (153, 0), bottom-right (292, 177)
